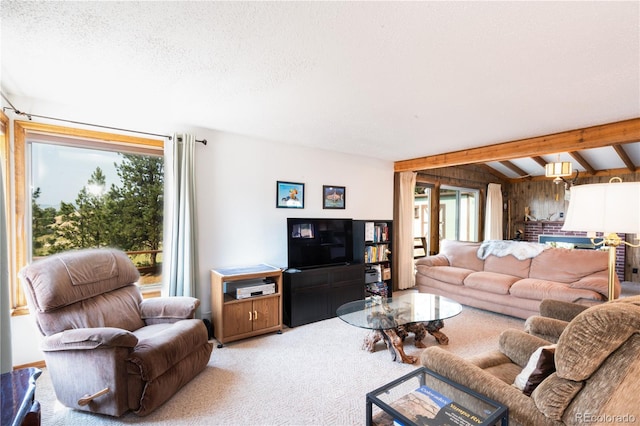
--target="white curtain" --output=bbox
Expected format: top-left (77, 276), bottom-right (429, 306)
top-left (1, 159), bottom-right (13, 373)
top-left (162, 134), bottom-right (198, 298)
top-left (484, 183), bottom-right (503, 241)
top-left (397, 171), bottom-right (417, 290)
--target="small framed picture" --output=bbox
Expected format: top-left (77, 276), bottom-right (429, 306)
top-left (323, 185), bottom-right (345, 209)
top-left (276, 181), bottom-right (305, 208)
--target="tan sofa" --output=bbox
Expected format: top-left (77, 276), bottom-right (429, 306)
top-left (19, 248), bottom-right (213, 417)
top-left (415, 239), bottom-right (618, 319)
top-left (421, 295), bottom-right (640, 425)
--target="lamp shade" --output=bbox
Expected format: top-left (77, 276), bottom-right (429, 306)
top-left (545, 162), bottom-right (572, 178)
top-left (562, 181), bottom-right (640, 234)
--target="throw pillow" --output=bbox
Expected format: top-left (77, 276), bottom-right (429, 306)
top-left (513, 344), bottom-right (556, 396)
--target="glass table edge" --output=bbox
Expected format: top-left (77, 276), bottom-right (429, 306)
top-left (337, 294), bottom-right (463, 329)
top-left (337, 310), bottom-right (463, 331)
top-left (366, 366), bottom-right (508, 425)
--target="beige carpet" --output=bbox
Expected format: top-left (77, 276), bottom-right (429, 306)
top-left (36, 303), bottom-right (524, 426)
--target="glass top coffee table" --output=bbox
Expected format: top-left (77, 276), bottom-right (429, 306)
top-left (337, 293), bottom-right (462, 364)
top-left (367, 366), bottom-right (507, 425)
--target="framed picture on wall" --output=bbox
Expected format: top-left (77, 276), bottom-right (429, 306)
top-left (277, 181), bottom-right (305, 208)
top-left (323, 185), bottom-right (345, 209)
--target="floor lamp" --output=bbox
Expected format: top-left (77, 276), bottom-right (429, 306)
top-left (562, 178), bottom-right (640, 301)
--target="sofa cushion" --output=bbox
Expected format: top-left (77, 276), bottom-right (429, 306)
top-left (415, 254), bottom-right (449, 268)
top-left (440, 240), bottom-right (484, 271)
top-left (529, 248), bottom-right (608, 283)
top-left (35, 285), bottom-right (145, 336)
top-left (140, 297), bottom-right (200, 323)
top-left (128, 319), bottom-right (209, 381)
top-left (20, 248), bottom-right (140, 312)
top-left (509, 279), bottom-right (599, 302)
top-left (555, 301), bottom-right (640, 382)
top-left (484, 255), bottom-right (531, 279)
top-left (421, 266), bottom-right (472, 285)
top-left (568, 271), bottom-right (609, 295)
top-left (531, 373), bottom-right (584, 421)
top-left (464, 272), bottom-right (519, 295)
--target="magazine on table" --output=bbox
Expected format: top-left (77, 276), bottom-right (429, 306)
top-left (373, 384), bottom-right (485, 426)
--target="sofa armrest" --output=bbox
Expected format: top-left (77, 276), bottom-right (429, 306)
top-left (524, 316), bottom-right (568, 343)
top-left (42, 327), bottom-right (138, 352)
top-left (140, 296), bottom-right (200, 324)
top-left (421, 347), bottom-right (546, 424)
top-left (415, 254), bottom-right (450, 267)
top-left (539, 299), bottom-right (588, 322)
top-left (498, 329), bottom-right (553, 367)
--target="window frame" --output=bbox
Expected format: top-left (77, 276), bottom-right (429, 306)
top-left (11, 120), bottom-right (164, 315)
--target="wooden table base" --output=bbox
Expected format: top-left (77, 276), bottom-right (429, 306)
top-left (362, 320), bottom-right (449, 364)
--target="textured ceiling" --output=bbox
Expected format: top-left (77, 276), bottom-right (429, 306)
top-left (1, 1), bottom-right (639, 162)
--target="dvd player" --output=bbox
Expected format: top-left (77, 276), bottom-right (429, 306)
top-left (224, 279), bottom-right (276, 299)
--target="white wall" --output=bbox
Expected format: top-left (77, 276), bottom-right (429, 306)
top-left (7, 109), bottom-right (394, 366)
top-left (192, 127), bottom-right (393, 318)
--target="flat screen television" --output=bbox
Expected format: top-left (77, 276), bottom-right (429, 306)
top-left (287, 218), bottom-right (353, 269)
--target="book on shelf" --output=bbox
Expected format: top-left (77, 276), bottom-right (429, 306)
top-left (365, 222), bottom-right (390, 243)
top-left (365, 244), bottom-right (389, 263)
top-left (372, 264), bottom-right (382, 280)
top-left (365, 221), bottom-right (375, 241)
top-left (366, 281), bottom-right (388, 297)
top-left (373, 384), bottom-right (484, 426)
top-left (374, 222), bottom-right (389, 243)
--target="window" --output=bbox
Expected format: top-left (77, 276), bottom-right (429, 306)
top-left (10, 121), bottom-right (164, 314)
top-left (439, 186), bottom-right (479, 242)
top-left (414, 182), bottom-right (432, 255)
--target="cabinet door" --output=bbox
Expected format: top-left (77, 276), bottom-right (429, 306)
top-left (223, 300), bottom-right (254, 337)
top-left (331, 281), bottom-right (365, 312)
top-left (252, 297), bottom-right (280, 331)
top-left (290, 286), bottom-right (331, 327)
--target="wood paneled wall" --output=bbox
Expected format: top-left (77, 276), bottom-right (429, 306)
top-left (508, 172), bottom-right (640, 228)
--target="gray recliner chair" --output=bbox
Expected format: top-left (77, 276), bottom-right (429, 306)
top-left (19, 248), bottom-right (213, 417)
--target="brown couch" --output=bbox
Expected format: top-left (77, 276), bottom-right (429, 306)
top-left (19, 248), bottom-right (213, 417)
top-left (415, 239), bottom-right (618, 319)
top-left (524, 298), bottom-right (592, 343)
top-left (421, 295), bottom-right (640, 425)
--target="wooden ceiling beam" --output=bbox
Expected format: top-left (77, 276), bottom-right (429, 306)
top-left (568, 151), bottom-right (596, 175)
top-left (394, 117), bottom-right (640, 172)
top-left (531, 156), bottom-right (548, 169)
top-left (613, 144), bottom-right (637, 172)
top-left (499, 160), bottom-right (529, 178)
top-left (476, 163), bottom-right (512, 182)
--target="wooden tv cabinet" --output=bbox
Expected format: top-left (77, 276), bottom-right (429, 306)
top-left (211, 264), bottom-right (283, 347)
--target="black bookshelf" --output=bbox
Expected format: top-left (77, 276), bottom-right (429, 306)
top-left (353, 220), bottom-right (393, 298)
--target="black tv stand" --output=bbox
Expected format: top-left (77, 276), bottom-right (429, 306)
top-left (283, 263), bottom-right (364, 327)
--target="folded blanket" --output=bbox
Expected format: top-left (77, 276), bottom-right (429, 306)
top-left (478, 240), bottom-right (548, 260)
